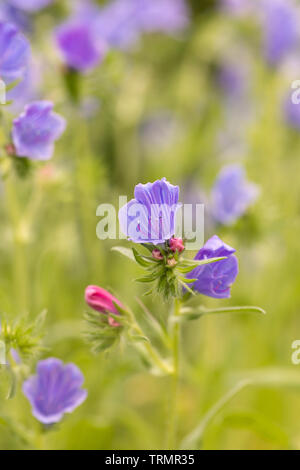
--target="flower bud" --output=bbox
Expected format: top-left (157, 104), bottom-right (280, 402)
top-left (152, 249), bottom-right (163, 260)
top-left (169, 237), bottom-right (185, 253)
top-left (85, 285), bottom-right (123, 326)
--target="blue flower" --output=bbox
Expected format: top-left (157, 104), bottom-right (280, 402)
top-left (23, 358), bottom-right (87, 424)
top-left (262, 0), bottom-right (299, 65)
top-left (9, 0), bottom-right (53, 12)
top-left (211, 165), bottom-right (259, 225)
top-left (0, 21), bottom-right (30, 83)
top-left (187, 235), bottom-right (239, 299)
top-left (12, 101), bottom-right (66, 160)
top-left (119, 177), bottom-right (181, 244)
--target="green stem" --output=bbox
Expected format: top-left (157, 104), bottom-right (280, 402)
top-left (5, 177), bottom-right (29, 314)
top-left (166, 297), bottom-right (181, 449)
top-left (129, 313), bottom-right (173, 375)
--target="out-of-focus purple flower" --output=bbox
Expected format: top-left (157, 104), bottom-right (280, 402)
top-left (12, 101), bottom-right (66, 160)
top-left (219, 0), bottom-right (252, 17)
top-left (119, 178), bottom-right (181, 244)
top-left (85, 285), bottom-right (123, 326)
top-left (0, 3), bottom-right (31, 31)
top-left (94, 0), bottom-right (189, 50)
top-left (55, 19), bottom-right (106, 72)
top-left (9, 0), bottom-right (53, 12)
top-left (211, 165), bottom-right (259, 225)
top-left (94, 0), bottom-right (140, 50)
top-left (7, 58), bottom-right (41, 112)
top-left (137, 0), bottom-right (189, 34)
top-left (262, 0), bottom-right (299, 65)
top-left (218, 62), bottom-right (248, 99)
top-left (23, 358), bottom-right (87, 424)
top-left (0, 21), bottom-right (30, 83)
top-left (187, 235), bottom-right (239, 299)
top-left (283, 93), bottom-right (300, 129)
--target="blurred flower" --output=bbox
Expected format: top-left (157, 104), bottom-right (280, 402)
top-left (12, 101), bottom-right (66, 160)
top-left (118, 177), bottom-right (181, 244)
top-left (85, 285), bottom-right (123, 326)
top-left (23, 358), bottom-right (87, 424)
top-left (219, 0), bottom-right (252, 16)
top-left (9, 0), bottom-right (53, 12)
top-left (283, 94), bottom-right (300, 129)
top-left (137, 0), bottom-right (189, 34)
top-left (262, 0), bottom-right (299, 65)
top-left (211, 165), bottom-right (259, 225)
top-left (7, 58), bottom-right (41, 112)
top-left (0, 2), bottom-right (31, 31)
top-left (94, 0), bottom-right (189, 50)
top-left (169, 237), bottom-right (184, 253)
top-left (55, 19), bottom-right (106, 72)
top-left (187, 235), bottom-right (238, 299)
top-left (0, 21), bottom-right (30, 83)
top-left (218, 61), bottom-right (248, 99)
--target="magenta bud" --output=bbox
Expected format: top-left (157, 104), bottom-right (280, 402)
top-left (152, 249), bottom-right (164, 260)
top-left (85, 285), bottom-right (123, 325)
top-left (169, 237), bottom-right (185, 253)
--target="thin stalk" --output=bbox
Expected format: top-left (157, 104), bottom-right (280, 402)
top-left (166, 297), bottom-right (181, 449)
top-left (5, 177), bottom-right (29, 314)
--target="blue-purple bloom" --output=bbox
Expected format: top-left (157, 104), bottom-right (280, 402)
top-left (0, 3), bottom-right (31, 31)
top-left (283, 94), bottom-right (300, 129)
top-left (187, 235), bottom-right (238, 299)
top-left (219, 0), bottom-right (252, 17)
top-left (9, 0), bottom-right (53, 12)
top-left (119, 177), bottom-right (181, 244)
top-left (0, 21), bottom-right (30, 83)
top-left (211, 165), bottom-right (259, 225)
top-left (55, 19), bottom-right (106, 72)
top-left (262, 0), bottom-right (299, 65)
top-left (94, 0), bottom-right (189, 50)
top-left (12, 101), bottom-right (66, 160)
top-left (23, 358), bottom-right (87, 424)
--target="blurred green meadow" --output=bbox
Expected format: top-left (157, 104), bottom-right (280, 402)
top-left (1, 0), bottom-right (300, 450)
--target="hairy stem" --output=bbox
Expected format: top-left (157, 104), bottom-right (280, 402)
top-left (166, 297), bottom-right (181, 449)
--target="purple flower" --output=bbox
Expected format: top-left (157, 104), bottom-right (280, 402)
top-left (219, 0), bottom-right (252, 16)
top-left (283, 94), bottom-right (300, 129)
top-left (119, 177), bottom-right (181, 244)
top-left (0, 3), bottom-right (31, 31)
top-left (187, 235), bottom-right (238, 299)
top-left (137, 0), bottom-right (189, 34)
top-left (9, 0), bottom-right (53, 12)
top-left (211, 165), bottom-right (259, 225)
top-left (12, 101), bottom-right (66, 160)
top-left (0, 21), bottom-right (30, 83)
top-left (55, 19), bottom-right (106, 72)
top-left (262, 0), bottom-right (299, 65)
top-left (94, 0), bottom-right (189, 50)
top-left (23, 358), bottom-right (87, 424)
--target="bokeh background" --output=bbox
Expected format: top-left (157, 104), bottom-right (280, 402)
top-left (1, 0), bottom-right (300, 450)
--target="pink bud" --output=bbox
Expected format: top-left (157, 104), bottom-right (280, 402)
top-left (169, 238), bottom-right (185, 253)
top-left (152, 249), bottom-right (164, 260)
top-left (85, 285), bottom-right (123, 324)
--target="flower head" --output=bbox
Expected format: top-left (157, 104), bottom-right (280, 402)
top-left (12, 101), bottom-right (66, 160)
top-left (23, 358), bottom-right (87, 424)
top-left (211, 165), bottom-right (259, 225)
top-left (262, 0), bottom-right (299, 65)
top-left (10, 0), bottom-right (53, 12)
top-left (187, 235), bottom-right (239, 299)
top-left (85, 285), bottom-right (123, 326)
top-left (118, 177), bottom-right (181, 244)
top-left (55, 18), bottom-right (106, 72)
top-left (169, 237), bottom-right (184, 253)
top-left (0, 21), bottom-right (30, 83)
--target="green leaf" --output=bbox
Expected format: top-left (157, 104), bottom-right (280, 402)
top-left (111, 246), bottom-right (136, 262)
top-left (180, 256), bottom-right (227, 268)
top-left (132, 247), bottom-right (154, 267)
